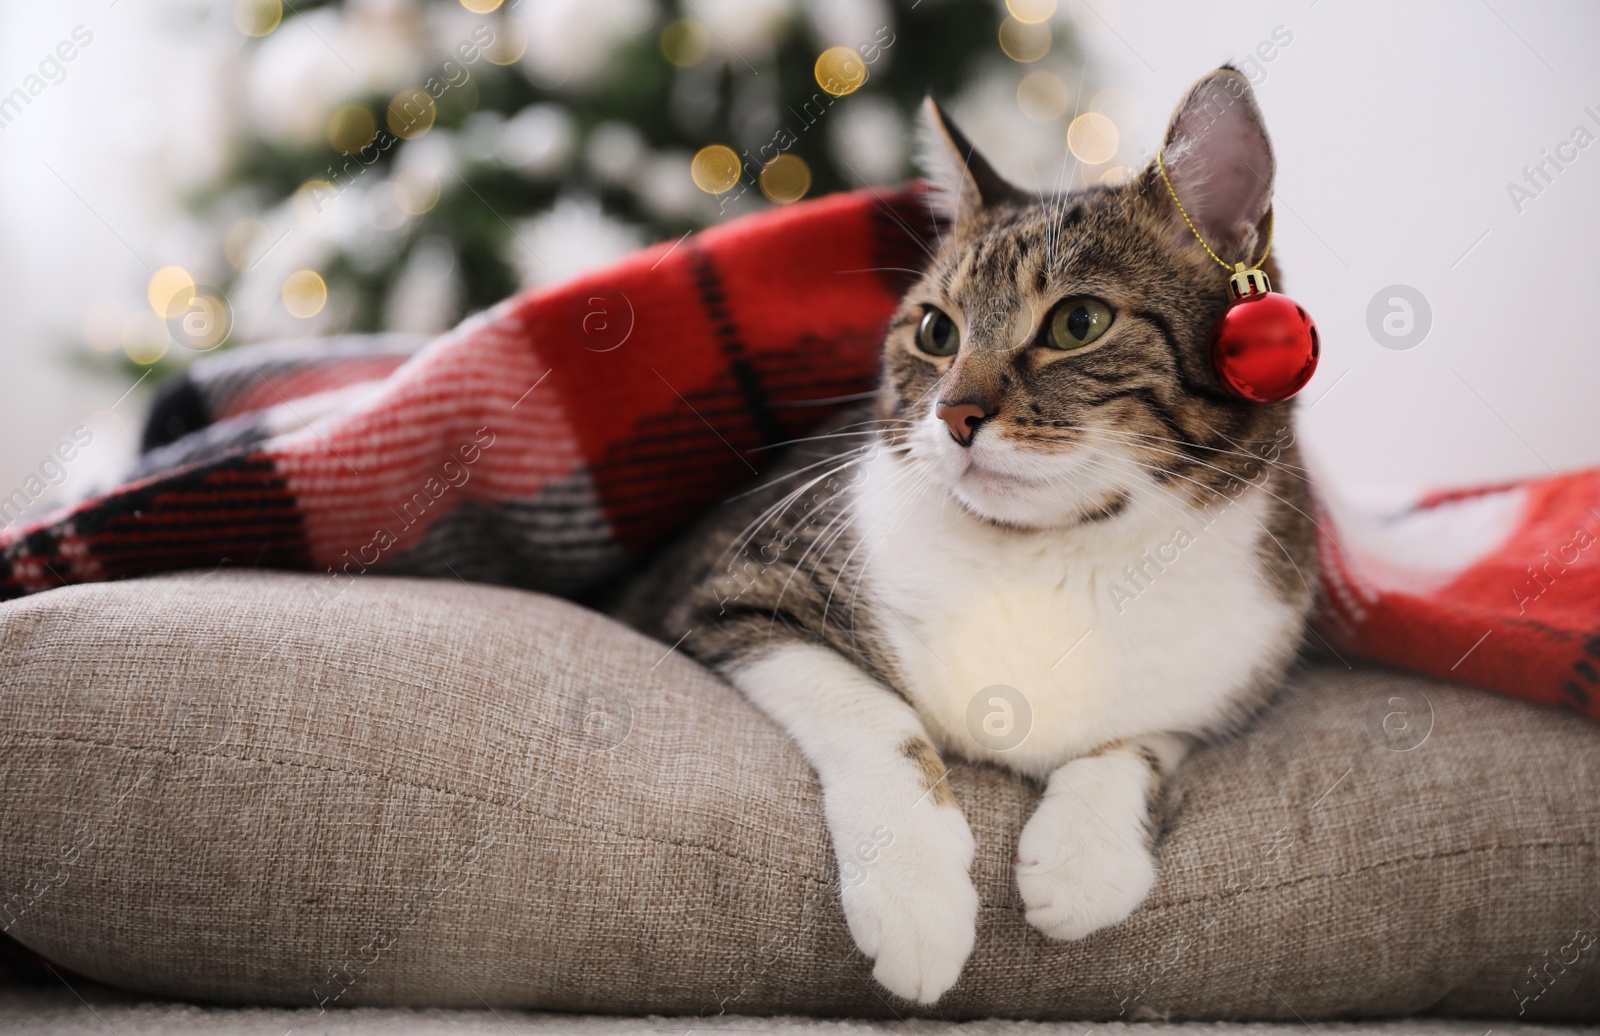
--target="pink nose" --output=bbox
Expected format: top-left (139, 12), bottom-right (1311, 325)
top-left (936, 401), bottom-right (991, 446)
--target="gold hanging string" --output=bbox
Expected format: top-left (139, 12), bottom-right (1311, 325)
top-left (1156, 146), bottom-right (1273, 274)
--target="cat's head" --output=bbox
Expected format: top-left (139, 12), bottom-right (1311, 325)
top-left (879, 67), bottom-right (1295, 530)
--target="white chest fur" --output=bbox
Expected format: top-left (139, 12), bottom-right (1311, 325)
top-left (850, 450), bottom-right (1302, 780)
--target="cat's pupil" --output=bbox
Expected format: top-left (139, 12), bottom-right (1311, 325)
top-left (1066, 306), bottom-right (1092, 341)
top-left (917, 309), bottom-right (958, 356)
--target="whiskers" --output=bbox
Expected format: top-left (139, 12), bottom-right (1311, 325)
top-left (1072, 444), bottom-right (1317, 597)
top-left (740, 418), bottom-right (909, 457)
top-left (1085, 426), bottom-right (1322, 531)
top-left (718, 435), bottom-right (905, 565)
top-left (1096, 425), bottom-right (1314, 482)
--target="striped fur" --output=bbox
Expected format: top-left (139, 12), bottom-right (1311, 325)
top-left (617, 69), bottom-right (1315, 1004)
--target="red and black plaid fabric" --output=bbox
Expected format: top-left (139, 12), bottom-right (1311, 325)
top-left (1, 187), bottom-right (935, 601)
top-left (1317, 470), bottom-right (1600, 720)
top-left (2, 184), bottom-right (1597, 723)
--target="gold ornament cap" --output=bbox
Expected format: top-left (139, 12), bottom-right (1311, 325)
top-left (1228, 262), bottom-right (1272, 300)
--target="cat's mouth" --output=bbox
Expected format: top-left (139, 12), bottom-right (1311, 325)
top-left (912, 414), bottom-right (1124, 528)
top-left (958, 458), bottom-right (1048, 492)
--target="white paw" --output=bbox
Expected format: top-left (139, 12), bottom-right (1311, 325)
top-left (835, 800), bottom-right (979, 1004)
top-left (1015, 755), bottom-right (1157, 941)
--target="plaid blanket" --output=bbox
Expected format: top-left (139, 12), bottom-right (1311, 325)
top-left (2, 185), bottom-right (1597, 723)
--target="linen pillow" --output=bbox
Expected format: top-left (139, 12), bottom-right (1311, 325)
top-left (0, 572), bottom-right (1595, 1019)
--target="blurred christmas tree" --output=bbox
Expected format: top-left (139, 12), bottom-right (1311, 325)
top-left (104, 0), bottom-right (1117, 380)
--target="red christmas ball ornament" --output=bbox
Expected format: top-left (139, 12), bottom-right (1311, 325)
top-left (1209, 264), bottom-right (1319, 403)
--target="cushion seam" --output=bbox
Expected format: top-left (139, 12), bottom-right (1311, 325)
top-left (1118, 838), bottom-right (1599, 918)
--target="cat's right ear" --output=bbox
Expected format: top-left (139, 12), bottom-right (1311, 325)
top-left (917, 97), bottom-right (1021, 226)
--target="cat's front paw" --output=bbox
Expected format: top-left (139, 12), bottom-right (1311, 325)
top-left (837, 801), bottom-right (979, 1004)
top-left (1015, 754), bottom-right (1157, 941)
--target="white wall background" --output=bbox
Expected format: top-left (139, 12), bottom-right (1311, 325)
top-left (0, 1), bottom-right (225, 506)
top-left (1, 0), bottom-right (1596, 518)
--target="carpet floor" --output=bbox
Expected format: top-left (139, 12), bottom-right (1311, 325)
top-left (0, 989), bottom-right (1593, 1036)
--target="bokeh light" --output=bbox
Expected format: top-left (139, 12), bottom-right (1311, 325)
top-left (234, 0), bottom-right (282, 38)
top-left (396, 173), bottom-right (442, 215)
top-left (282, 270), bottom-right (328, 319)
top-left (759, 155), bottom-right (811, 205)
top-left (660, 20), bottom-right (711, 67)
top-left (1006, 0), bottom-right (1058, 24)
top-left (690, 145), bottom-right (742, 194)
top-left (123, 312), bottom-right (171, 365)
top-left (1099, 165), bottom-right (1134, 186)
top-left (815, 46), bottom-right (867, 97)
top-left (327, 104), bottom-right (377, 154)
top-left (170, 289), bottom-right (233, 352)
top-left (484, 21), bottom-right (528, 65)
top-left (998, 18), bottom-right (1052, 62)
top-left (147, 266), bottom-right (195, 319)
top-left (458, 0), bottom-right (503, 12)
top-left (387, 88), bottom-right (436, 140)
top-left (367, 183), bottom-right (408, 232)
top-left (1067, 111), bottom-right (1119, 164)
top-left (1017, 71), bottom-right (1071, 121)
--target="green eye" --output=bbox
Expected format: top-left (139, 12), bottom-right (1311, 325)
top-left (916, 308), bottom-right (960, 357)
top-left (1047, 297), bottom-right (1114, 350)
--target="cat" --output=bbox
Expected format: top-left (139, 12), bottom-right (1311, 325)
top-left (616, 66), bottom-right (1316, 1004)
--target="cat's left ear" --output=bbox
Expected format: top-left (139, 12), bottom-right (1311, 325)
top-left (917, 97), bottom-right (1023, 225)
top-left (1150, 67), bottom-right (1275, 261)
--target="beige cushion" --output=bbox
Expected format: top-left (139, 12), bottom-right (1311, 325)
top-left (0, 571), bottom-right (1596, 1020)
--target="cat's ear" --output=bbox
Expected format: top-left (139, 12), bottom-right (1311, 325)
top-left (1152, 67), bottom-right (1274, 261)
top-left (917, 97), bottom-right (1022, 224)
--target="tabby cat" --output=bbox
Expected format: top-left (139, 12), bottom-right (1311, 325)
top-left (617, 67), bottom-right (1316, 1004)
